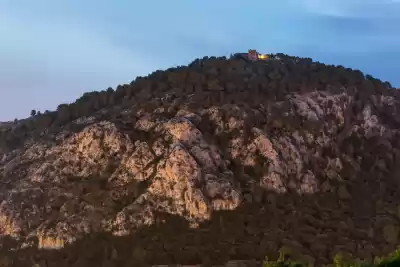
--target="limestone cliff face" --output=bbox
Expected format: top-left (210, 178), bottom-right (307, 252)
top-left (0, 117), bottom-right (241, 245)
top-left (0, 54), bottom-right (400, 266)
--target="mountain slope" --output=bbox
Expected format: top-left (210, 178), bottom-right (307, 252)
top-left (1, 53), bottom-right (400, 266)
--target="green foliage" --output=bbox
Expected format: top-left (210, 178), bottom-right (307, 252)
top-left (261, 249), bottom-right (400, 267)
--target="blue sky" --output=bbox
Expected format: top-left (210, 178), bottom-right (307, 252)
top-left (0, 0), bottom-right (399, 121)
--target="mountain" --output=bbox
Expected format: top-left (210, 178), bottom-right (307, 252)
top-left (1, 53), bottom-right (400, 267)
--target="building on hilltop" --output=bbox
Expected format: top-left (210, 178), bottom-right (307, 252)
top-left (232, 50), bottom-right (270, 61)
top-left (248, 49), bottom-right (258, 61)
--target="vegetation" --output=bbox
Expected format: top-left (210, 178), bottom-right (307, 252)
top-left (262, 249), bottom-right (400, 267)
top-left (1, 53), bottom-right (395, 153)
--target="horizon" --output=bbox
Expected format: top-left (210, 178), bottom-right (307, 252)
top-left (1, 0), bottom-right (400, 121)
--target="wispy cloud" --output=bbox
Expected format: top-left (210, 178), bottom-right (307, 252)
top-left (295, 0), bottom-right (400, 18)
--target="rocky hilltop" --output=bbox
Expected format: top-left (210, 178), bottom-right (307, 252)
top-left (1, 53), bottom-right (400, 267)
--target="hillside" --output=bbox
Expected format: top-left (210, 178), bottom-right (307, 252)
top-left (1, 53), bottom-right (400, 267)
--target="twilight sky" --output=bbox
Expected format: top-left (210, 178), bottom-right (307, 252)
top-left (0, 0), bottom-right (399, 121)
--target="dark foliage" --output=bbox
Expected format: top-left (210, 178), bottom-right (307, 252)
top-left (1, 54), bottom-right (395, 153)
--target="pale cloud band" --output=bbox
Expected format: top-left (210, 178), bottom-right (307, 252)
top-left (296, 0), bottom-right (400, 18)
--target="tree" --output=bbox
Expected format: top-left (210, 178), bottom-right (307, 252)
top-left (30, 109), bottom-right (36, 117)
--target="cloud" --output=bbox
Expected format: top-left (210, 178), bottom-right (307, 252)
top-left (295, 0), bottom-right (400, 18)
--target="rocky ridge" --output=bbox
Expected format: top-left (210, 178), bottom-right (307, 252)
top-left (1, 53), bottom-right (400, 266)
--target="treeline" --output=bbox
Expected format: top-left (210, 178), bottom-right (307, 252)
top-left (0, 53), bottom-right (396, 152)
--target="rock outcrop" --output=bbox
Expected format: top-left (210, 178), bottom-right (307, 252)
top-left (0, 54), bottom-right (400, 266)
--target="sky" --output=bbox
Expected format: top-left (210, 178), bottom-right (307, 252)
top-left (0, 0), bottom-right (399, 121)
